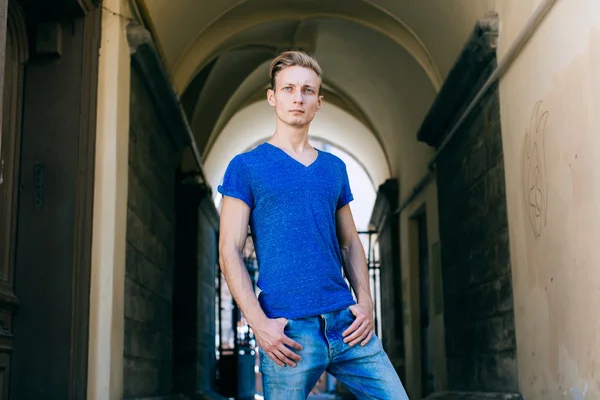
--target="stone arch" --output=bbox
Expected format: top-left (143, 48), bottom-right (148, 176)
top-left (182, 43), bottom-right (391, 173)
top-left (172, 0), bottom-right (441, 93)
top-left (187, 46), bottom-right (275, 155)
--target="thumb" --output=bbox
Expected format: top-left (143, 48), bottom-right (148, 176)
top-left (275, 317), bottom-right (288, 329)
top-left (349, 305), bottom-right (359, 316)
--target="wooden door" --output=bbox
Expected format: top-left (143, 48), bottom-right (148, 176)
top-left (0, 1), bottom-right (26, 398)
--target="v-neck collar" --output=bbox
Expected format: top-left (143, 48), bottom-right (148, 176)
top-left (263, 142), bottom-right (320, 169)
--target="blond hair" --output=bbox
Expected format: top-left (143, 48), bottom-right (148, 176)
top-left (269, 51), bottom-right (322, 93)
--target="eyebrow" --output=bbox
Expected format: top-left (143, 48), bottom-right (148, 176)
top-left (281, 83), bottom-right (317, 89)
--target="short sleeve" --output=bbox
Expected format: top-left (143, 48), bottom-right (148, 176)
top-left (217, 155), bottom-right (253, 208)
top-left (337, 162), bottom-right (354, 210)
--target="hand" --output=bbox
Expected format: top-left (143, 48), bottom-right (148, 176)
top-left (342, 302), bottom-right (374, 347)
top-left (254, 317), bottom-right (303, 367)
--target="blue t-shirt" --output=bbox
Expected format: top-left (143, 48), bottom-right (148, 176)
top-left (218, 142), bottom-right (356, 319)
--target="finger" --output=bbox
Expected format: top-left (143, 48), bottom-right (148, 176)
top-left (344, 320), bottom-right (368, 344)
top-left (342, 317), bottom-right (364, 337)
top-left (279, 344), bottom-right (302, 363)
top-left (349, 327), bottom-right (371, 347)
top-left (361, 330), bottom-right (374, 346)
top-left (347, 327), bottom-right (369, 347)
top-left (283, 335), bottom-right (303, 351)
top-left (274, 349), bottom-right (297, 367)
top-left (268, 351), bottom-right (285, 367)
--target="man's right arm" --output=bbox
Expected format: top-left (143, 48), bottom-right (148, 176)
top-left (218, 196), bottom-right (303, 367)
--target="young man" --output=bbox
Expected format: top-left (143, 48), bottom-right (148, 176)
top-left (218, 51), bottom-right (409, 400)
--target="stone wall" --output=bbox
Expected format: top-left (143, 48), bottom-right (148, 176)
top-left (124, 27), bottom-right (223, 399)
top-left (436, 77), bottom-right (517, 392)
top-left (123, 69), bottom-right (179, 398)
top-left (417, 14), bottom-right (519, 395)
top-left (124, 65), bottom-right (222, 400)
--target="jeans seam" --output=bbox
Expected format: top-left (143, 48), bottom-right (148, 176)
top-left (333, 364), bottom-right (371, 399)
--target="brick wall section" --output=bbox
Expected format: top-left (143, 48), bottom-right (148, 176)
top-left (123, 70), bottom-right (179, 398)
top-left (435, 75), bottom-right (517, 392)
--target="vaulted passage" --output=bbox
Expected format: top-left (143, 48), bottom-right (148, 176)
top-left (112, 1), bottom-right (600, 399)
top-left (0, 1), bottom-right (598, 399)
top-left (119, 3), bottom-right (519, 399)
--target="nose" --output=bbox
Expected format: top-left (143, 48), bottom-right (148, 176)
top-left (293, 88), bottom-right (303, 104)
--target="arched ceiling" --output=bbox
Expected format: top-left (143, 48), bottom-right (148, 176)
top-left (142, 0), bottom-right (497, 197)
top-left (188, 47), bottom-right (274, 154)
top-left (144, 0), bottom-right (495, 89)
top-left (167, 0), bottom-right (443, 93)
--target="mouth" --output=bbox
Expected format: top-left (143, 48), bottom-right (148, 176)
top-left (290, 109), bottom-right (305, 113)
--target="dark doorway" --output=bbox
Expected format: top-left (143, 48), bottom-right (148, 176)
top-left (0, 2), bottom-right (27, 398)
top-left (6, 2), bottom-right (100, 398)
top-left (173, 177), bottom-right (203, 394)
top-left (416, 212), bottom-right (434, 397)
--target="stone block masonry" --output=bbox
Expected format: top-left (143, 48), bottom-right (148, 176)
top-left (416, 14), bottom-right (520, 395)
top-left (123, 70), bottom-right (179, 398)
top-left (124, 67), bottom-right (221, 400)
top-left (435, 78), bottom-right (517, 392)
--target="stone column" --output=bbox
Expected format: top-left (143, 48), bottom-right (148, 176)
top-left (87, 1), bottom-right (132, 399)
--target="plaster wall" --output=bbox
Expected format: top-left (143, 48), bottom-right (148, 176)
top-left (495, 0), bottom-right (600, 398)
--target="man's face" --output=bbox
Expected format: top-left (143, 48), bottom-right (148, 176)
top-left (267, 66), bottom-right (323, 128)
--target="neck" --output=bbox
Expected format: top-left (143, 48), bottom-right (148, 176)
top-left (270, 120), bottom-right (312, 152)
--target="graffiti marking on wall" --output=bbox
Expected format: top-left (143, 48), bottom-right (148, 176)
top-left (522, 101), bottom-right (549, 239)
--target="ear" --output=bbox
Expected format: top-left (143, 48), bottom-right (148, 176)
top-left (316, 94), bottom-right (324, 111)
top-left (267, 88), bottom-right (276, 107)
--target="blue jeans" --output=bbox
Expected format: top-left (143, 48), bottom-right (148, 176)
top-left (259, 306), bottom-right (410, 399)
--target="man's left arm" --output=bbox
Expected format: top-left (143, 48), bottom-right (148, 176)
top-left (336, 204), bottom-right (375, 347)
